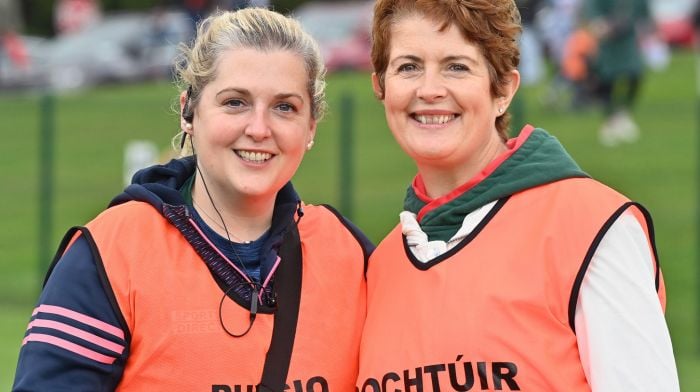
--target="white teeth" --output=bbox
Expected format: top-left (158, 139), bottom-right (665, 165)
top-left (236, 150), bottom-right (272, 163)
top-left (415, 114), bottom-right (455, 124)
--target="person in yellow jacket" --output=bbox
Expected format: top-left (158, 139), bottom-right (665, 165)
top-left (356, 0), bottom-right (678, 390)
top-left (14, 8), bottom-right (373, 391)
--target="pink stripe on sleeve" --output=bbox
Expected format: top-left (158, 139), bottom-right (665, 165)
top-left (32, 304), bottom-right (124, 339)
top-left (28, 319), bottom-right (124, 354)
top-left (22, 333), bottom-right (117, 365)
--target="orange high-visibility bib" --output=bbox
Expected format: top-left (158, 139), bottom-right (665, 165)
top-left (83, 201), bottom-right (366, 391)
top-left (357, 178), bottom-right (664, 391)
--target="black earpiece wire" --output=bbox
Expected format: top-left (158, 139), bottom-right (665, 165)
top-left (219, 281), bottom-right (260, 338)
top-left (189, 136), bottom-right (259, 337)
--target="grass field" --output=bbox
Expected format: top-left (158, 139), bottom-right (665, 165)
top-left (1, 50), bottom-right (698, 388)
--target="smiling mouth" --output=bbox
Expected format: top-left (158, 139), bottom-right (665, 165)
top-left (235, 150), bottom-right (273, 163)
top-left (412, 114), bottom-right (458, 125)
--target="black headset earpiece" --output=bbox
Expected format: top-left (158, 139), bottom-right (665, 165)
top-left (180, 86), bottom-right (194, 148)
top-left (182, 85), bottom-right (194, 123)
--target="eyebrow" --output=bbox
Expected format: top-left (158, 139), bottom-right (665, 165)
top-left (389, 55), bottom-right (421, 66)
top-left (389, 54), bottom-right (480, 67)
top-left (216, 87), bottom-right (305, 102)
top-left (443, 55), bottom-right (479, 66)
top-left (275, 92), bottom-right (305, 102)
top-left (216, 87), bottom-right (248, 98)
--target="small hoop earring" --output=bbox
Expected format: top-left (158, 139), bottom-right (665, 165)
top-left (306, 140), bottom-right (315, 151)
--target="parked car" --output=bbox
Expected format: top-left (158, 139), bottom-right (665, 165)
top-left (0, 35), bottom-right (51, 91)
top-left (0, 9), bottom-right (193, 92)
top-left (49, 9), bottom-right (193, 90)
top-left (294, 0), bottom-right (373, 73)
top-left (650, 0), bottom-right (696, 47)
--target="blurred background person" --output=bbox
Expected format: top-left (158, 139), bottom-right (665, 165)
top-left (538, 0), bottom-right (589, 109)
top-left (516, 0), bottom-right (546, 86)
top-left (0, 29), bottom-right (28, 70)
top-left (54, 0), bottom-right (101, 36)
top-left (0, 0), bottom-right (28, 77)
top-left (183, 0), bottom-right (213, 31)
top-left (583, 0), bottom-right (653, 147)
top-left (560, 21), bottom-right (600, 109)
top-left (539, 0), bottom-right (583, 76)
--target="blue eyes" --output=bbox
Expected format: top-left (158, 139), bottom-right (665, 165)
top-left (224, 99), bottom-right (244, 108)
top-left (222, 99), bottom-right (297, 113)
top-left (397, 63), bottom-right (418, 73)
top-left (276, 103), bottom-right (295, 112)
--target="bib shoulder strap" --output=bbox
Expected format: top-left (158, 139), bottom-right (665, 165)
top-left (259, 224), bottom-right (303, 390)
top-left (43, 226), bottom-right (97, 287)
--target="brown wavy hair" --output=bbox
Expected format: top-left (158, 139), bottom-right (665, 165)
top-left (371, 0), bottom-right (521, 139)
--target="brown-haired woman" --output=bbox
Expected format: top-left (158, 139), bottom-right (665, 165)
top-left (356, 0), bottom-right (678, 390)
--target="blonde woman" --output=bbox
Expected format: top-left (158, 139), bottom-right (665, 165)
top-left (14, 8), bottom-right (372, 391)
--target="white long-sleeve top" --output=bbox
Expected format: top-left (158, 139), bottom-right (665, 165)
top-left (401, 201), bottom-right (679, 391)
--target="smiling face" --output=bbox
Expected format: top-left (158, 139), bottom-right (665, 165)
top-left (373, 14), bottom-right (518, 196)
top-left (187, 47), bottom-right (316, 208)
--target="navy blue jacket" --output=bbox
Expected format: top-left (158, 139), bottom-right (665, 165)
top-left (13, 157), bottom-right (373, 391)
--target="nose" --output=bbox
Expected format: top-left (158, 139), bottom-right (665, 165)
top-left (244, 106), bottom-right (271, 141)
top-left (416, 69), bottom-right (447, 102)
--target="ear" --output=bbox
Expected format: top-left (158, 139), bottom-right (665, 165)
top-left (498, 69), bottom-right (521, 111)
top-left (307, 118), bottom-right (318, 146)
top-left (371, 72), bottom-right (384, 100)
top-left (179, 90), bottom-right (191, 133)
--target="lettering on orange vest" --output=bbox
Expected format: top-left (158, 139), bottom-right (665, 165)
top-left (211, 376), bottom-right (329, 391)
top-left (357, 359), bottom-right (520, 391)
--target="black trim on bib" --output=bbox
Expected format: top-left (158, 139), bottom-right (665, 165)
top-left (321, 204), bottom-right (375, 276)
top-left (568, 202), bottom-right (661, 332)
top-left (43, 226), bottom-right (80, 287)
top-left (403, 197), bottom-right (510, 271)
top-left (259, 224), bottom-right (303, 391)
top-left (45, 226), bottom-right (132, 343)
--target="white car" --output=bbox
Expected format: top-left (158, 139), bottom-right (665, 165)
top-left (1, 9), bottom-right (194, 92)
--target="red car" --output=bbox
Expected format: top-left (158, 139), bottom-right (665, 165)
top-left (294, 1), bottom-right (374, 72)
top-left (651, 0), bottom-right (696, 47)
